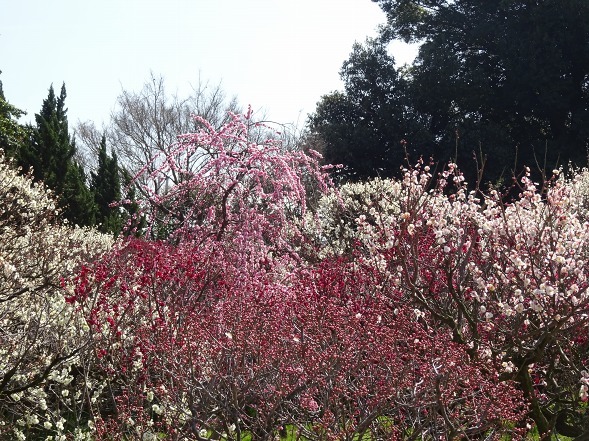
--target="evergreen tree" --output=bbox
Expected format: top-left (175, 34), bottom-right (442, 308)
top-left (20, 84), bottom-right (96, 226)
top-left (387, 0), bottom-right (589, 182)
top-left (0, 71), bottom-right (30, 159)
top-left (62, 159), bottom-right (96, 226)
top-left (91, 135), bottom-right (123, 234)
top-left (313, 0), bottom-right (589, 185)
top-left (22, 84), bottom-right (72, 190)
top-left (309, 39), bottom-right (432, 181)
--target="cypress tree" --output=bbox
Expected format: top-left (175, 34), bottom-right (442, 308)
top-left (91, 135), bottom-right (123, 234)
top-left (20, 84), bottom-right (96, 226)
top-left (62, 158), bottom-right (96, 226)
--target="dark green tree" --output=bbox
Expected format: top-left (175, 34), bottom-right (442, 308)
top-left (313, 1), bottom-right (589, 186)
top-left (309, 39), bottom-right (431, 181)
top-left (372, 0), bottom-right (589, 183)
top-left (20, 84), bottom-right (96, 226)
top-left (22, 84), bottom-right (71, 189)
top-left (0, 72), bottom-right (30, 159)
top-left (61, 159), bottom-right (97, 226)
top-left (91, 135), bottom-right (123, 234)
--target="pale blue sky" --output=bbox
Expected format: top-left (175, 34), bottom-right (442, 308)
top-left (0, 0), bottom-right (416, 129)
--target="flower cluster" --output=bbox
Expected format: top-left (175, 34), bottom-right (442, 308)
top-left (70, 121), bottom-right (530, 439)
top-left (6, 109), bottom-right (589, 439)
top-left (0, 150), bottom-right (112, 439)
top-left (306, 176), bottom-right (402, 257)
top-left (326, 163), bottom-right (589, 436)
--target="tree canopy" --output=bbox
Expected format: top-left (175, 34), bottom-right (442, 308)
top-left (309, 39), bottom-right (432, 181)
top-left (311, 0), bottom-right (589, 185)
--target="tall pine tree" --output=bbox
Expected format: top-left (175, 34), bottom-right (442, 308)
top-left (91, 135), bottom-right (123, 234)
top-left (20, 84), bottom-right (96, 226)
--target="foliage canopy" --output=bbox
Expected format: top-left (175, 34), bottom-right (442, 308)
top-left (311, 0), bottom-right (589, 184)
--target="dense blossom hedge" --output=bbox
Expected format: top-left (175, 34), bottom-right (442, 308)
top-left (3, 112), bottom-right (589, 440)
top-left (0, 151), bottom-right (113, 440)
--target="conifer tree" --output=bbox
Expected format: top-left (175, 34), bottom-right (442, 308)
top-left (91, 135), bottom-right (122, 234)
top-left (20, 84), bottom-right (96, 226)
top-left (0, 71), bottom-right (29, 159)
top-left (62, 159), bottom-right (96, 226)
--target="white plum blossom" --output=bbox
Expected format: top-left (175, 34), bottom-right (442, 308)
top-left (0, 151), bottom-right (112, 437)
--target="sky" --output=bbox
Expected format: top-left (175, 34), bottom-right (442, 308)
top-left (0, 0), bottom-right (417, 132)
